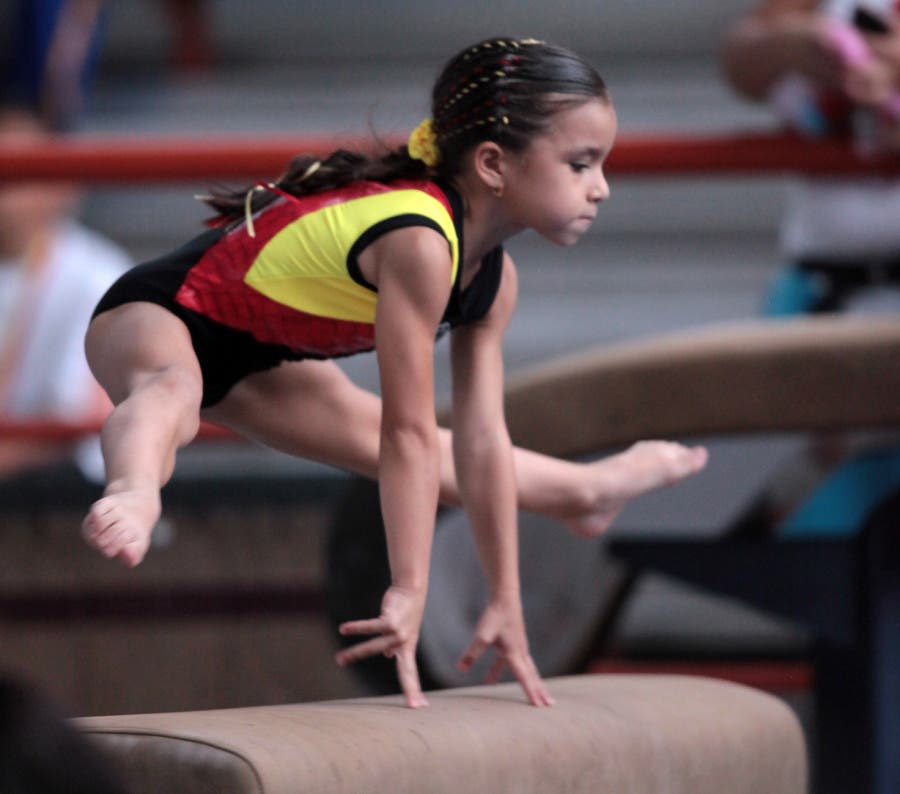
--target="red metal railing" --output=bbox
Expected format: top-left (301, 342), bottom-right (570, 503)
top-left (0, 417), bottom-right (230, 442)
top-left (2, 130), bottom-right (899, 182)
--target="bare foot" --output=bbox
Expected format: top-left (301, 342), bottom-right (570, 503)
top-left (81, 485), bottom-right (162, 567)
top-left (561, 441), bottom-right (708, 538)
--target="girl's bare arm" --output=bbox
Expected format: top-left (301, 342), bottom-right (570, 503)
top-left (335, 226), bottom-right (454, 708)
top-left (449, 253), bottom-right (553, 706)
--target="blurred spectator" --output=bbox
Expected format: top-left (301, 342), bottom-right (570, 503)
top-left (721, 0), bottom-right (900, 536)
top-left (2, 1), bottom-right (212, 131)
top-left (2, 1), bottom-right (106, 131)
top-left (0, 105), bottom-right (131, 477)
top-left (0, 673), bottom-right (126, 794)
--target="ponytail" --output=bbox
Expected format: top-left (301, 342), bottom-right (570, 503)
top-left (202, 145), bottom-right (431, 227)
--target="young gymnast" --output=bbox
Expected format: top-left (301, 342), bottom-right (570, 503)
top-left (82, 37), bottom-right (708, 708)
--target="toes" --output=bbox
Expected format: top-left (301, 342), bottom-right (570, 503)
top-left (686, 446), bottom-right (709, 473)
top-left (96, 525), bottom-right (128, 559)
top-left (82, 497), bottom-right (118, 541)
top-left (118, 540), bottom-right (148, 568)
top-left (85, 512), bottom-right (124, 553)
top-left (81, 490), bottom-right (159, 567)
top-left (81, 514), bottom-right (113, 553)
top-left (82, 507), bottom-right (141, 564)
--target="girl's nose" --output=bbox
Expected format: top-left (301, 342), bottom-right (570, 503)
top-left (590, 173), bottom-right (610, 202)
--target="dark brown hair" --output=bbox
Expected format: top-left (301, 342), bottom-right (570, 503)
top-left (204, 38), bottom-right (609, 223)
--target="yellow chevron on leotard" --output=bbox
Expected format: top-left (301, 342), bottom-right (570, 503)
top-left (244, 189), bottom-right (459, 323)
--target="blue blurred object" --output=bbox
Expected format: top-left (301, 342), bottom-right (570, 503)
top-left (763, 265), bottom-right (900, 539)
top-left (761, 267), bottom-right (824, 316)
top-left (3, 0), bottom-right (106, 129)
top-left (780, 446), bottom-right (900, 537)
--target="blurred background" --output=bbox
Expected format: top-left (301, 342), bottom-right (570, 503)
top-left (0, 0), bottom-right (822, 731)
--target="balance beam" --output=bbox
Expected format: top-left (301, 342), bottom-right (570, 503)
top-left (496, 315), bottom-right (900, 457)
top-left (78, 675), bottom-right (806, 794)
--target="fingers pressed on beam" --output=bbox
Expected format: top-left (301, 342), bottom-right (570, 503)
top-left (509, 657), bottom-right (555, 707)
top-left (534, 680), bottom-right (556, 707)
top-left (396, 650), bottom-right (428, 708)
top-left (520, 677), bottom-right (555, 707)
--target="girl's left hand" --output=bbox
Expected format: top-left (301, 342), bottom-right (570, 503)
top-left (336, 585), bottom-right (429, 708)
top-left (457, 596), bottom-right (555, 707)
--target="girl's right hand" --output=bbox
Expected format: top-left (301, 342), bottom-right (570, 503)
top-left (335, 585), bottom-right (429, 708)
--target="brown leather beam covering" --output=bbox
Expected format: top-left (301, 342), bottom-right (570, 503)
top-left (79, 675), bottom-right (807, 794)
top-left (494, 316), bottom-right (900, 458)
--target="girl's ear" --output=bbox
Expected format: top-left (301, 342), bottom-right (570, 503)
top-left (471, 141), bottom-right (506, 195)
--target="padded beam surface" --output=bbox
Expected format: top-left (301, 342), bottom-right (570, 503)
top-left (496, 316), bottom-right (900, 457)
top-left (78, 675), bottom-right (807, 794)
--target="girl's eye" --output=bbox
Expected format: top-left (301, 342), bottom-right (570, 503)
top-left (570, 162), bottom-right (589, 173)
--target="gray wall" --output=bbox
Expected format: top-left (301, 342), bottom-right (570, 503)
top-left (93, 0), bottom-right (754, 66)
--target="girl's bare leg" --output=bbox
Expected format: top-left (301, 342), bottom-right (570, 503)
top-left (514, 441), bottom-right (708, 537)
top-left (82, 303), bottom-right (203, 567)
top-left (210, 360), bottom-right (707, 536)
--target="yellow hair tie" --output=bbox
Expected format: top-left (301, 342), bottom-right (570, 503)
top-left (407, 118), bottom-right (440, 168)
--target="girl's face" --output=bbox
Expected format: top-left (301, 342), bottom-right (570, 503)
top-left (501, 98), bottom-right (617, 246)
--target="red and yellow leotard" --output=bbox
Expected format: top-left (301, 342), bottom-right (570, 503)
top-left (93, 178), bottom-right (504, 406)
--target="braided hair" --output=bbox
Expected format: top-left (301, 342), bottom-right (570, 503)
top-left (430, 38), bottom-right (609, 177)
top-left (203, 38), bottom-right (609, 224)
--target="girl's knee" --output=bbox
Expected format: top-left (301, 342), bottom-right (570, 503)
top-left (153, 366), bottom-right (203, 409)
top-left (133, 367), bottom-right (203, 438)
